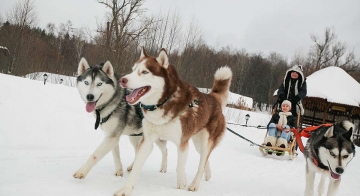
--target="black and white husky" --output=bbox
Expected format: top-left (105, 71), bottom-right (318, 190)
top-left (73, 58), bottom-right (167, 179)
top-left (304, 120), bottom-right (355, 196)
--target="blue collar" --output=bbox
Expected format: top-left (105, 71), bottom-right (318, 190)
top-left (135, 98), bottom-right (199, 119)
top-left (139, 97), bottom-right (169, 111)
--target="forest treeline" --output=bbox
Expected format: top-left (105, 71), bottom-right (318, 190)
top-left (0, 0), bottom-right (359, 107)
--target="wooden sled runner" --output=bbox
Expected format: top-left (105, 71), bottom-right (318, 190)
top-left (259, 128), bottom-right (299, 160)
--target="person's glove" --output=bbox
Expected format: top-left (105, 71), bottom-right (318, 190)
top-left (292, 95), bottom-right (300, 103)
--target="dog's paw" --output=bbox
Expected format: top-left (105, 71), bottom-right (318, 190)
top-left (115, 168), bottom-right (123, 177)
top-left (160, 159), bottom-right (167, 173)
top-left (177, 177), bottom-right (187, 189)
top-left (204, 169), bottom-right (211, 181)
top-left (159, 166), bottom-right (167, 173)
top-left (113, 186), bottom-right (133, 196)
top-left (73, 167), bottom-right (90, 179)
top-left (127, 165), bottom-right (133, 172)
top-left (187, 181), bottom-right (200, 192)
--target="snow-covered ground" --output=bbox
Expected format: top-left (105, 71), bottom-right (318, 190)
top-left (0, 73), bottom-right (359, 196)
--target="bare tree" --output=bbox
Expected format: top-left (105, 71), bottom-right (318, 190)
top-left (0, 14), bottom-right (4, 26)
top-left (182, 16), bottom-right (203, 50)
top-left (5, 0), bottom-right (38, 74)
top-left (166, 10), bottom-right (182, 55)
top-left (7, 0), bottom-right (38, 27)
top-left (73, 28), bottom-right (87, 63)
top-left (309, 27), bottom-right (336, 70)
top-left (141, 8), bottom-right (182, 55)
top-left (97, 0), bottom-right (155, 71)
top-left (309, 27), bottom-right (359, 72)
top-left (338, 50), bottom-right (359, 72)
top-left (58, 20), bottom-right (74, 38)
top-left (177, 17), bottom-right (204, 75)
top-left (46, 22), bottom-right (56, 36)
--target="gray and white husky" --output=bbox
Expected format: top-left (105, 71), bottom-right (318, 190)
top-left (304, 120), bottom-right (355, 196)
top-left (73, 58), bottom-right (167, 179)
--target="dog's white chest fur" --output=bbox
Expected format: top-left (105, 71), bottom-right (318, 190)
top-left (143, 117), bottom-right (182, 144)
top-left (143, 108), bottom-right (174, 125)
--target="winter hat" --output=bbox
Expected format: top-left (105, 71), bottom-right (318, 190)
top-left (283, 64), bottom-right (305, 86)
top-left (281, 100), bottom-right (292, 109)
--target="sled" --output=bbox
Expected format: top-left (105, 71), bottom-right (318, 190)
top-left (258, 102), bottom-right (301, 160)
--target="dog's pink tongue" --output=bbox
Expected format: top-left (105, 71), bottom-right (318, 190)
top-left (126, 88), bottom-right (143, 103)
top-left (86, 102), bottom-right (96, 113)
top-left (331, 171), bottom-right (341, 180)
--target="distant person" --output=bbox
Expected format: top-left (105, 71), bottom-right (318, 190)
top-left (264, 100), bottom-right (296, 156)
top-left (277, 65), bottom-right (307, 116)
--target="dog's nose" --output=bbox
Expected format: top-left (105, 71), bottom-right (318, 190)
top-left (87, 94), bottom-right (94, 101)
top-left (120, 77), bottom-right (128, 87)
top-left (335, 167), bottom-right (344, 174)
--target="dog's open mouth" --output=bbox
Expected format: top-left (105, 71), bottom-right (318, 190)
top-left (330, 169), bottom-right (341, 180)
top-left (85, 95), bottom-right (101, 113)
top-left (126, 86), bottom-right (151, 104)
top-left (86, 102), bottom-right (96, 113)
top-left (328, 163), bottom-right (341, 180)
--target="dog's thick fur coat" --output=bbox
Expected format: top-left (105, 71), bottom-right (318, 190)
top-left (304, 120), bottom-right (355, 196)
top-left (116, 48), bottom-right (232, 195)
top-left (73, 58), bottom-right (167, 180)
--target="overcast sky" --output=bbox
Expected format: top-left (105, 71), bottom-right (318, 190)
top-left (1, 0), bottom-right (359, 61)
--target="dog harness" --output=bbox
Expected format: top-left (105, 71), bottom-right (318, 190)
top-left (94, 105), bottom-right (120, 130)
top-left (292, 124), bottom-right (333, 153)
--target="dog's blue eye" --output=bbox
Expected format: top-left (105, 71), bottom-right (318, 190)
top-left (142, 71), bottom-right (148, 74)
top-left (97, 82), bottom-right (102, 86)
top-left (84, 81), bottom-right (89, 85)
top-left (330, 151), bottom-right (335, 156)
top-left (343, 155), bottom-right (349, 159)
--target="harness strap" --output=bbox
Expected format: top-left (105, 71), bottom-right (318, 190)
top-left (313, 158), bottom-right (319, 166)
top-left (293, 123), bottom-right (334, 153)
top-left (134, 103), bottom-right (144, 119)
top-left (131, 99), bottom-right (199, 136)
top-left (226, 127), bottom-right (271, 150)
top-left (95, 110), bottom-right (101, 130)
top-left (94, 105), bottom-right (120, 130)
top-left (130, 132), bottom-right (143, 136)
top-left (301, 123), bottom-right (333, 138)
top-left (291, 128), bottom-right (305, 153)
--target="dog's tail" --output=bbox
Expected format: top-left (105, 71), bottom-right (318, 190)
top-left (341, 120), bottom-right (355, 131)
top-left (210, 66), bottom-right (232, 109)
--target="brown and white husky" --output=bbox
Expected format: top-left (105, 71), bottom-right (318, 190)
top-left (116, 47), bottom-right (232, 195)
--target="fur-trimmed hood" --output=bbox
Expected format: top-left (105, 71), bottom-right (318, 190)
top-left (283, 65), bottom-right (305, 86)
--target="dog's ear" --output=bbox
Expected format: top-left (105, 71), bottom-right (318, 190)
top-left (342, 127), bottom-right (353, 141)
top-left (156, 48), bottom-right (169, 69)
top-left (140, 46), bottom-right (148, 58)
top-left (78, 58), bottom-right (90, 75)
top-left (102, 61), bottom-right (114, 77)
top-left (324, 126), bottom-right (334, 138)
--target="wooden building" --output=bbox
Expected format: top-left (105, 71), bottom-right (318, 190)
top-left (300, 67), bottom-right (360, 146)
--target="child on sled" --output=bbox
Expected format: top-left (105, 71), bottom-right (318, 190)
top-left (265, 100), bottom-right (296, 156)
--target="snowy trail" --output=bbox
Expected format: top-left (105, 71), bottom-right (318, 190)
top-left (0, 73), bottom-right (359, 196)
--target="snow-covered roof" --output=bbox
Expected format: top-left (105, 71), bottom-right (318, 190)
top-left (307, 66), bottom-right (360, 107)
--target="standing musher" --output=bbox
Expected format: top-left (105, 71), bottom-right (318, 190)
top-left (277, 64), bottom-right (307, 117)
